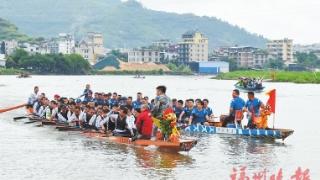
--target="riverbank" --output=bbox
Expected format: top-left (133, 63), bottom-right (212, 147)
top-left (0, 68), bottom-right (193, 76)
top-left (0, 68), bottom-right (24, 75)
top-left (215, 70), bottom-right (320, 84)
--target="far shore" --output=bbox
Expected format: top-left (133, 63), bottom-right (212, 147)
top-left (213, 70), bottom-right (320, 84)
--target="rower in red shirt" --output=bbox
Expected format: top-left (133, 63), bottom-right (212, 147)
top-left (135, 104), bottom-right (153, 140)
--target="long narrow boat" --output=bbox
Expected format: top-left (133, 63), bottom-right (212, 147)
top-left (22, 118), bottom-right (197, 152)
top-left (183, 124), bottom-right (294, 140)
top-left (82, 131), bottom-right (197, 152)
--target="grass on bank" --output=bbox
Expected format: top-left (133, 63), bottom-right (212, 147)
top-left (0, 67), bottom-right (24, 75)
top-left (215, 70), bottom-right (320, 84)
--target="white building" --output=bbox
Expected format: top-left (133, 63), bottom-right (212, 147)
top-left (152, 39), bottom-right (172, 49)
top-left (20, 43), bottom-right (41, 54)
top-left (75, 32), bottom-right (104, 65)
top-left (128, 48), bottom-right (161, 63)
top-left (160, 51), bottom-right (179, 63)
top-left (58, 33), bottom-right (75, 54)
top-left (267, 38), bottom-right (293, 64)
top-left (76, 40), bottom-right (94, 63)
top-left (0, 54), bottom-right (6, 67)
top-left (2, 40), bottom-right (18, 55)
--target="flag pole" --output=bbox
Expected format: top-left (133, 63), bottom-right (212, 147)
top-left (272, 113), bottom-right (275, 129)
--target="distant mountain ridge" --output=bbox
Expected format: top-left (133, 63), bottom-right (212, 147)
top-left (0, 0), bottom-right (267, 48)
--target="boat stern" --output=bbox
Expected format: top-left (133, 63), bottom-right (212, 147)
top-left (179, 139), bottom-right (198, 151)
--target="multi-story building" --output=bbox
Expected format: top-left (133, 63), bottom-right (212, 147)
top-left (178, 31), bottom-right (208, 63)
top-left (220, 46), bottom-right (268, 68)
top-left (152, 39), bottom-right (172, 49)
top-left (76, 40), bottom-right (94, 63)
top-left (75, 32), bottom-right (104, 65)
top-left (1, 40), bottom-right (18, 55)
top-left (267, 38), bottom-right (293, 64)
top-left (19, 42), bottom-right (41, 54)
top-left (58, 33), bottom-right (75, 54)
top-left (128, 48), bottom-right (161, 63)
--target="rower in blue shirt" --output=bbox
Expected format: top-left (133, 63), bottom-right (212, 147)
top-left (132, 92), bottom-right (143, 110)
top-left (174, 100), bottom-right (184, 120)
top-left (245, 91), bottom-right (264, 128)
top-left (189, 100), bottom-right (209, 125)
top-left (178, 99), bottom-right (195, 123)
top-left (203, 99), bottom-right (213, 117)
top-left (108, 92), bottom-right (119, 108)
top-left (222, 89), bottom-right (245, 127)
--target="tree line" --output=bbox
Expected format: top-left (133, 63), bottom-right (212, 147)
top-left (5, 49), bottom-right (92, 74)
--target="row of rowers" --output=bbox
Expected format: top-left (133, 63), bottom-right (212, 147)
top-left (27, 85), bottom-right (265, 138)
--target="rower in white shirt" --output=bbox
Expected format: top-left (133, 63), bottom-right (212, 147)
top-left (28, 86), bottom-right (40, 105)
top-left (67, 106), bottom-right (82, 127)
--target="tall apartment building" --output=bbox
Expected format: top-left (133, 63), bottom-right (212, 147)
top-left (178, 31), bottom-right (208, 63)
top-left (58, 33), bottom-right (75, 54)
top-left (75, 32), bottom-right (104, 65)
top-left (267, 38), bottom-right (293, 64)
top-left (128, 48), bottom-right (161, 63)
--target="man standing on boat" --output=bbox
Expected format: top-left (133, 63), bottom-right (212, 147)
top-left (222, 89), bottom-right (245, 127)
top-left (80, 84), bottom-right (92, 102)
top-left (244, 91), bottom-right (264, 128)
top-left (151, 85), bottom-right (171, 119)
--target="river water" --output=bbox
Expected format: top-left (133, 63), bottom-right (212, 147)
top-left (0, 75), bottom-right (319, 180)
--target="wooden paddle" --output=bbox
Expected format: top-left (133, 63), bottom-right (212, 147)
top-left (24, 120), bottom-right (38, 124)
top-left (13, 116), bottom-right (29, 120)
top-left (0, 103), bottom-right (27, 114)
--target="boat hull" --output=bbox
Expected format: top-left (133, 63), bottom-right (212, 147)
top-left (234, 84), bottom-right (265, 92)
top-left (82, 131), bottom-right (197, 152)
top-left (184, 124), bottom-right (293, 140)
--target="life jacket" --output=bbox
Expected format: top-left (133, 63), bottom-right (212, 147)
top-left (115, 115), bottom-right (127, 131)
top-left (85, 114), bottom-right (92, 124)
top-left (60, 111), bottom-right (69, 120)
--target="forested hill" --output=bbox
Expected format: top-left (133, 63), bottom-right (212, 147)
top-left (0, 0), bottom-right (267, 48)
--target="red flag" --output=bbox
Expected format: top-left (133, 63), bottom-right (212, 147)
top-left (266, 89), bottom-right (276, 113)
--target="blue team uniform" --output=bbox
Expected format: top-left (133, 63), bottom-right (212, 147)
top-left (174, 107), bottom-right (183, 119)
top-left (230, 97), bottom-right (245, 116)
top-left (183, 107), bottom-right (194, 118)
top-left (132, 100), bottom-right (142, 110)
top-left (204, 107), bottom-right (213, 116)
top-left (191, 108), bottom-right (208, 124)
top-left (109, 99), bottom-right (118, 107)
top-left (245, 98), bottom-right (262, 117)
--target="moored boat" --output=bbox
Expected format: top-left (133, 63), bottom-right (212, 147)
top-left (183, 124), bottom-right (294, 140)
top-left (17, 73), bottom-right (31, 78)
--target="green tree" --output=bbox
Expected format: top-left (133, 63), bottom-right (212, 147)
top-left (265, 58), bottom-right (284, 70)
top-left (221, 57), bottom-right (238, 71)
top-left (295, 52), bottom-right (320, 68)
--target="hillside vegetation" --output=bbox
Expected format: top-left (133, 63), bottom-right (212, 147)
top-left (0, 0), bottom-right (267, 48)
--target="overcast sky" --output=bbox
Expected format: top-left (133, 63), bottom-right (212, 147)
top-left (136, 0), bottom-right (319, 44)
